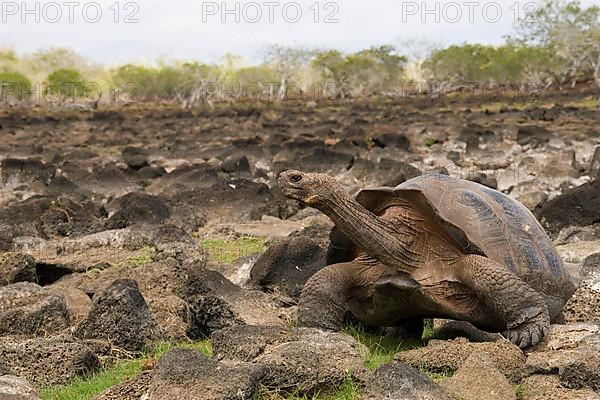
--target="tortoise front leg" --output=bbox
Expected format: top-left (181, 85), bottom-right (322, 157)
top-left (459, 255), bottom-right (550, 348)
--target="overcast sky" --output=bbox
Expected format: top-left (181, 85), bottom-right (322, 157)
top-left (0, 0), bottom-right (597, 65)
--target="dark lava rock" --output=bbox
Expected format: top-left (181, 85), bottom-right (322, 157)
top-left (442, 351), bottom-right (516, 400)
top-left (136, 166), bottom-right (166, 180)
top-left (516, 125), bottom-right (556, 147)
top-left (122, 146), bottom-right (149, 170)
top-left (0, 253), bottom-right (37, 286)
top-left (0, 292), bottom-right (70, 336)
top-left (211, 325), bottom-right (367, 395)
top-left (94, 371), bottom-right (152, 400)
top-left (288, 221), bottom-right (334, 248)
top-left (370, 126), bottom-right (412, 151)
top-left (181, 267), bottom-right (243, 339)
top-left (348, 158), bottom-right (421, 187)
top-left (179, 262), bottom-right (284, 339)
top-left (75, 279), bottom-right (162, 352)
top-left (147, 348), bottom-right (266, 400)
top-left (39, 197), bottom-right (106, 238)
top-left (105, 192), bottom-right (171, 229)
top-left (378, 158), bottom-right (422, 186)
top-left (146, 164), bottom-right (222, 196)
top-left (170, 179), bottom-right (279, 222)
top-left (0, 197), bottom-right (54, 248)
top-left (1, 157), bottom-right (55, 185)
top-left (327, 226), bottom-right (359, 265)
top-left (62, 162), bottom-right (140, 197)
top-left (0, 282), bottom-right (43, 311)
top-left (468, 172), bottom-right (498, 189)
top-left (564, 253), bottom-right (600, 324)
top-left (220, 154), bottom-right (251, 175)
top-left (395, 338), bottom-right (526, 383)
top-left (363, 361), bottom-right (452, 400)
top-left (560, 352), bottom-right (600, 392)
top-left (591, 146), bottom-right (600, 178)
top-left (536, 179), bottom-right (600, 236)
top-left (526, 325), bottom-right (600, 393)
top-left (459, 124), bottom-right (500, 153)
top-left (0, 363), bottom-right (11, 375)
top-left (0, 336), bottom-right (100, 386)
top-left (274, 148), bottom-right (354, 174)
top-left (144, 223), bottom-right (196, 246)
top-left (250, 237), bottom-right (326, 299)
top-left (44, 176), bottom-right (92, 201)
top-left (211, 325), bottom-right (294, 361)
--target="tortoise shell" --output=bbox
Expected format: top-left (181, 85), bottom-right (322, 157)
top-left (328, 173), bottom-right (576, 306)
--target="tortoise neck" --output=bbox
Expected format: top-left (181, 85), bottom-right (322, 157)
top-left (318, 190), bottom-right (420, 271)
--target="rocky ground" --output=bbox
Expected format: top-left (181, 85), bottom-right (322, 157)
top-left (0, 93), bottom-right (598, 400)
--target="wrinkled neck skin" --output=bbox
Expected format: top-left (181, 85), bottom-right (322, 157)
top-left (316, 188), bottom-right (421, 272)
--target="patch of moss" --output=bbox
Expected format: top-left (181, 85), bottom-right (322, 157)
top-left (200, 236), bottom-right (268, 263)
top-left (424, 137), bottom-right (437, 147)
top-left (110, 245), bottom-right (156, 269)
top-left (565, 96), bottom-right (599, 109)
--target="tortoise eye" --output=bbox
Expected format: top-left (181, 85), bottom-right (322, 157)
top-left (290, 174), bottom-right (302, 183)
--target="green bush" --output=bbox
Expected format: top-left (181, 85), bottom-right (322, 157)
top-left (44, 68), bottom-right (92, 100)
top-left (423, 43), bottom-right (556, 85)
top-left (0, 70), bottom-right (32, 101)
top-left (111, 63), bottom-right (220, 101)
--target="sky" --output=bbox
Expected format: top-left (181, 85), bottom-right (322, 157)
top-left (0, 0), bottom-right (598, 65)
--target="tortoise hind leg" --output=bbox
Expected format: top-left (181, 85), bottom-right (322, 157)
top-left (298, 262), bottom-right (362, 330)
top-left (459, 255), bottom-right (550, 348)
top-left (298, 262), bottom-right (390, 330)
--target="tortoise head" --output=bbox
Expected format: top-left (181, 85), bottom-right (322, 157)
top-left (278, 170), bottom-right (342, 207)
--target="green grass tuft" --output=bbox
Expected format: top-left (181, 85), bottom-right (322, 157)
top-left (39, 340), bottom-right (212, 400)
top-left (514, 384), bottom-right (525, 400)
top-left (417, 366), bottom-right (454, 383)
top-left (344, 324), bottom-right (425, 371)
top-left (40, 361), bottom-right (142, 400)
top-left (424, 138), bottom-right (437, 147)
top-left (253, 378), bottom-right (360, 400)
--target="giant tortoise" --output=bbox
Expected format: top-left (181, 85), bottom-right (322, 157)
top-left (277, 171), bottom-right (578, 348)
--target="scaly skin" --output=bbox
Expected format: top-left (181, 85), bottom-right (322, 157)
top-left (298, 262), bottom-right (361, 330)
top-left (279, 170), bottom-right (552, 348)
top-left (459, 254), bottom-right (550, 348)
top-left (299, 261), bottom-right (425, 338)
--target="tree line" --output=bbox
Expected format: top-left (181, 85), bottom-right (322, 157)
top-left (0, 0), bottom-right (598, 107)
